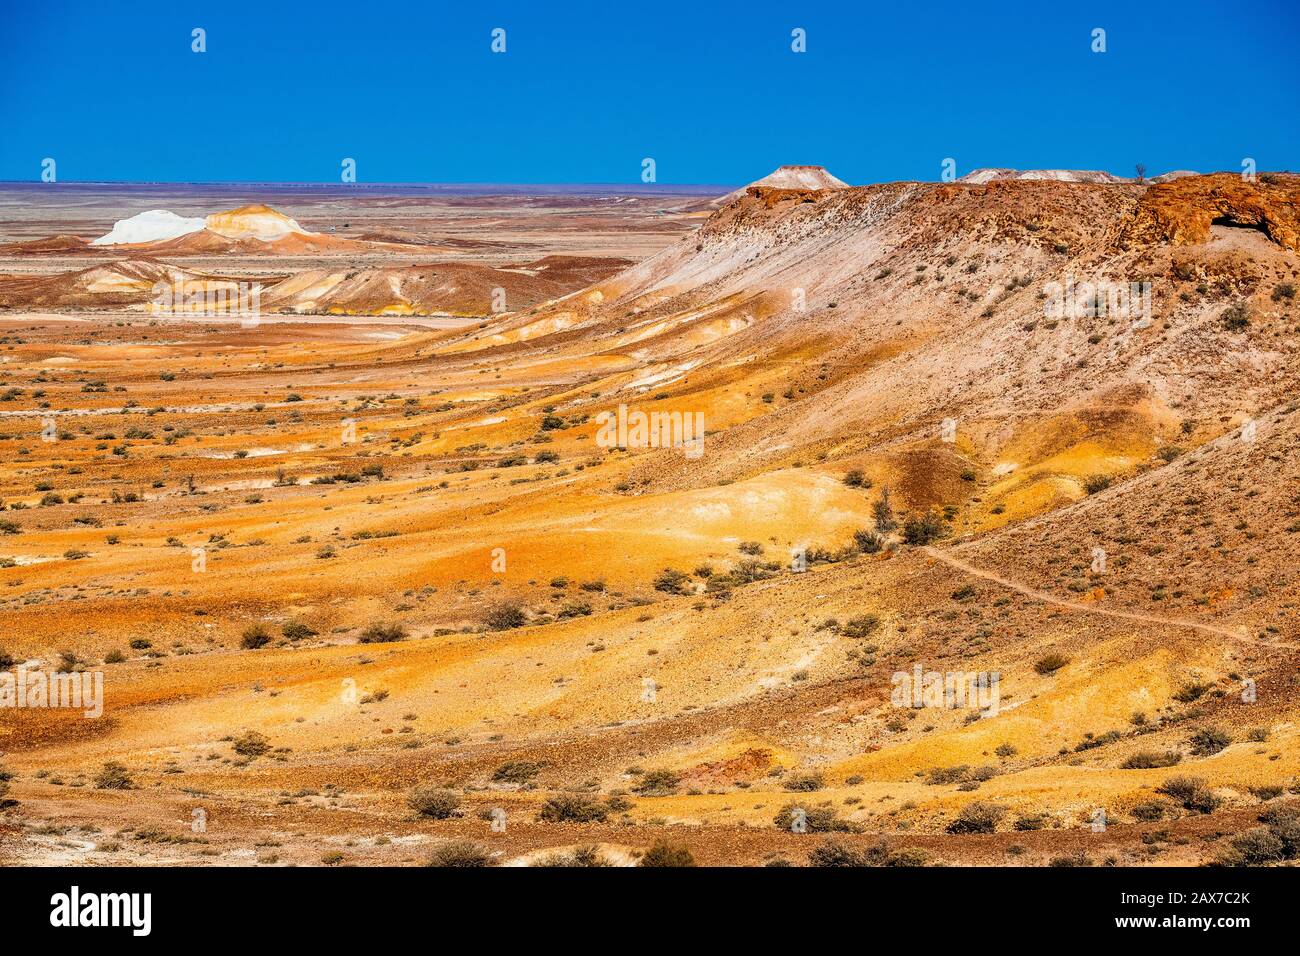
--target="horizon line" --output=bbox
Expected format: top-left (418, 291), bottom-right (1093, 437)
top-left (0, 179), bottom-right (739, 192)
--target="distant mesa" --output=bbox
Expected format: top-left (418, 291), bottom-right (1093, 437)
top-left (91, 209), bottom-right (208, 245)
top-left (745, 165), bottom-right (850, 191)
top-left (92, 204), bottom-right (309, 246)
top-left (204, 204), bottom-right (308, 240)
top-left (957, 167), bottom-right (1200, 185)
top-left (709, 164), bottom-right (849, 208)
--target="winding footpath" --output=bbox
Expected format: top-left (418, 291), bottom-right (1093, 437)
top-left (921, 545), bottom-right (1299, 652)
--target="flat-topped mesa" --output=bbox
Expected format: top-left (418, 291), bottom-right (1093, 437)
top-left (747, 165), bottom-right (850, 191)
top-left (958, 168), bottom-right (1129, 185)
top-left (957, 167), bottom-right (1202, 185)
top-left (204, 204), bottom-right (308, 240)
top-left (714, 164), bottom-right (850, 207)
top-left (91, 204), bottom-right (311, 246)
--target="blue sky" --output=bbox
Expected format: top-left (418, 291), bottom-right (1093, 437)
top-left (1, 0), bottom-right (1295, 185)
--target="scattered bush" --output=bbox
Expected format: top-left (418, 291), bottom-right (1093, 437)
top-left (782, 771), bottom-right (825, 792)
top-left (232, 731), bottom-right (271, 757)
top-left (536, 845), bottom-right (613, 867)
top-left (94, 762), bottom-right (134, 790)
top-left (1222, 828), bottom-right (1286, 865)
top-left (946, 802), bottom-right (1005, 834)
top-left (925, 765), bottom-right (971, 786)
top-left (240, 625), bottom-right (272, 650)
top-left (1173, 681), bottom-right (1211, 703)
top-left (1188, 727), bottom-right (1232, 757)
top-left (639, 841), bottom-right (696, 867)
top-left (808, 839), bottom-right (929, 867)
top-left (901, 511), bottom-right (945, 545)
top-left (358, 622), bottom-right (407, 643)
top-left (653, 568), bottom-right (691, 595)
top-left (843, 469), bottom-right (870, 488)
top-left (1130, 800), bottom-right (1169, 822)
top-left (872, 488), bottom-right (897, 532)
top-left (1220, 809), bottom-right (1300, 866)
top-left (1034, 653), bottom-right (1070, 675)
top-left (841, 614), bottom-right (880, 638)
top-left (409, 787), bottom-right (461, 819)
top-left (1221, 301), bottom-right (1250, 330)
top-left (853, 529), bottom-right (884, 553)
top-left (1158, 775), bottom-right (1220, 814)
top-left (773, 803), bottom-right (857, 833)
top-left (427, 839), bottom-right (493, 867)
top-left (634, 769), bottom-right (681, 796)
top-left (1083, 474), bottom-right (1112, 494)
top-left (557, 600), bottom-right (592, 619)
top-left (483, 602), bottom-right (527, 631)
top-left (492, 760), bottom-right (543, 784)
top-left (538, 794), bottom-right (608, 823)
top-left (1013, 814), bottom-right (1048, 831)
top-left (1120, 751), bottom-right (1183, 770)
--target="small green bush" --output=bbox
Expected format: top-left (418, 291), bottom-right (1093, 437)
top-left (639, 841), bottom-right (696, 867)
top-left (1034, 653), bottom-right (1070, 675)
top-left (427, 839), bottom-right (492, 867)
top-left (94, 762), bottom-right (134, 790)
top-left (409, 787), bottom-right (461, 819)
top-left (946, 802), bottom-right (1005, 834)
top-left (240, 625), bottom-right (272, 649)
top-left (538, 794), bottom-right (608, 823)
top-left (358, 622), bottom-right (407, 643)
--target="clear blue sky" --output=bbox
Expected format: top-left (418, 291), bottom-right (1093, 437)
top-left (1, 0), bottom-right (1295, 185)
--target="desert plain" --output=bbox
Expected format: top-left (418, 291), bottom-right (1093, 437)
top-left (0, 168), bottom-right (1298, 867)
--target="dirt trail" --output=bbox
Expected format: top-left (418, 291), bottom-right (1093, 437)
top-left (922, 546), bottom-right (1298, 651)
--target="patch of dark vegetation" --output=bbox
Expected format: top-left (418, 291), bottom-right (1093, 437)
top-left (639, 841), bottom-right (696, 867)
top-left (409, 787), bottom-right (462, 819)
top-left (773, 803), bottom-right (860, 833)
top-left (808, 838), bottom-right (929, 867)
top-left (359, 622), bottom-right (407, 643)
top-left (1120, 751), bottom-right (1183, 770)
top-left (483, 602), bottom-right (527, 631)
top-left (1218, 807), bottom-right (1300, 866)
top-left (427, 839), bottom-right (492, 867)
top-left (1034, 653), bottom-right (1070, 675)
top-left (946, 802), bottom-right (1006, 834)
top-left (492, 760), bottom-right (543, 784)
top-left (535, 845), bottom-right (613, 867)
top-left (538, 794), bottom-right (609, 823)
top-left (1157, 775), bottom-right (1220, 814)
top-left (93, 762), bottom-right (134, 790)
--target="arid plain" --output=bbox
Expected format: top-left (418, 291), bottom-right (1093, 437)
top-left (1, 170), bottom-right (1298, 867)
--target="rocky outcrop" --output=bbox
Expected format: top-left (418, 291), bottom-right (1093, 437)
top-left (1121, 172), bottom-right (1300, 251)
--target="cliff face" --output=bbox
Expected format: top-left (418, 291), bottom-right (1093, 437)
top-left (1121, 172), bottom-right (1300, 252)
